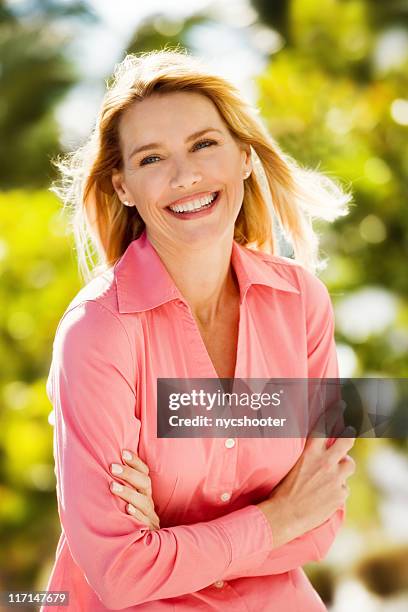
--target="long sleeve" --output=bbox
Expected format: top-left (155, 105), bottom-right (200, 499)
top-left (48, 300), bottom-right (274, 610)
top-left (222, 269), bottom-right (345, 581)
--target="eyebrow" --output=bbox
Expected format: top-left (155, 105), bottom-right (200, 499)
top-left (127, 128), bottom-right (224, 160)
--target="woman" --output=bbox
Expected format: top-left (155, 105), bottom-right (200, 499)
top-left (43, 49), bottom-right (356, 611)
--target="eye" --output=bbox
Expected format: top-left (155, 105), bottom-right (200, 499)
top-left (193, 139), bottom-right (217, 150)
top-left (139, 139), bottom-right (217, 166)
top-left (140, 154), bottom-right (161, 166)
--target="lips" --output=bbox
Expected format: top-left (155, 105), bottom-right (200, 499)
top-left (165, 190), bottom-right (221, 218)
top-left (173, 192), bottom-right (219, 213)
top-left (166, 191), bottom-right (218, 210)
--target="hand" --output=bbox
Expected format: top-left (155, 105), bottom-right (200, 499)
top-left (257, 429), bottom-right (356, 549)
top-left (110, 450), bottom-right (160, 530)
top-left (310, 395), bottom-right (348, 439)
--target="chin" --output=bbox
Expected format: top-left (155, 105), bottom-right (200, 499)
top-left (175, 225), bottom-right (226, 248)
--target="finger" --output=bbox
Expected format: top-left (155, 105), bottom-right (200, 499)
top-left (304, 431), bottom-right (324, 451)
top-left (129, 489), bottom-right (154, 516)
top-left (132, 493), bottom-right (161, 528)
top-left (339, 453), bottom-right (356, 468)
top-left (307, 398), bottom-right (346, 451)
top-left (132, 502), bottom-right (160, 530)
top-left (126, 504), bottom-right (158, 529)
top-left (328, 436), bottom-right (356, 464)
top-left (110, 482), bottom-right (153, 516)
top-left (304, 429), bottom-right (332, 453)
top-left (314, 398), bottom-right (346, 438)
top-left (142, 497), bottom-right (161, 528)
top-left (329, 400), bottom-right (348, 438)
top-left (110, 463), bottom-right (152, 496)
top-left (112, 482), bottom-right (160, 528)
top-left (341, 483), bottom-right (350, 497)
top-left (122, 450), bottom-right (150, 474)
top-left (325, 398), bottom-right (347, 438)
top-left (338, 454), bottom-right (356, 478)
top-left (128, 503), bottom-right (159, 529)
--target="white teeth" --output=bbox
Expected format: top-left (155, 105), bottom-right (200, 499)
top-left (169, 192), bottom-right (217, 213)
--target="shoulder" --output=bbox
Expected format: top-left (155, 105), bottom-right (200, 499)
top-left (48, 298), bottom-right (138, 407)
top-left (52, 300), bottom-right (135, 368)
top-left (62, 267), bottom-right (118, 316)
top-left (52, 268), bottom-right (134, 358)
top-left (254, 250), bottom-right (332, 303)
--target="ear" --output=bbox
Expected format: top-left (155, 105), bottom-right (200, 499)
top-left (111, 168), bottom-right (128, 202)
top-left (241, 143), bottom-right (252, 177)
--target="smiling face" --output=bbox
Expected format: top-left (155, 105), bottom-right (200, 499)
top-left (111, 91), bottom-right (252, 250)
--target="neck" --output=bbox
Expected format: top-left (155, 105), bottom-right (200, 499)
top-left (147, 229), bottom-right (239, 327)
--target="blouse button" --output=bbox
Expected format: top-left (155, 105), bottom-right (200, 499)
top-left (225, 438), bottom-right (235, 448)
top-left (213, 580), bottom-right (225, 588)
top-left (220, 492), bottom-right (231, 502)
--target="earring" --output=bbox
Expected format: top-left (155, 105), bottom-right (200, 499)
top-left (244, 170), bottom-right (251, 179)
top-left (123, 200), bottom-right (133, 207)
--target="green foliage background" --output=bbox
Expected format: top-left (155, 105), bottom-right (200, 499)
top-left (0, 0), bottom-right (407, 606)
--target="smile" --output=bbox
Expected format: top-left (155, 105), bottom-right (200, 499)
top-left (166, 191), bottom-right (221, 219)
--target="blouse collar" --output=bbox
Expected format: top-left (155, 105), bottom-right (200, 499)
top-left (115, 228), bottom-right (299, 314)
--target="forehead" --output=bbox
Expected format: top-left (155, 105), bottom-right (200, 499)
top-left (118, 91), bottom-right (225, 140)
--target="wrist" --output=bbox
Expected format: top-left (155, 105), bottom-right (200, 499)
top-left (256, 498), bottom-right (298, 549)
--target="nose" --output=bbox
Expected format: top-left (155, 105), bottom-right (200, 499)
top-left (169, 159), bottom-right (202, 190)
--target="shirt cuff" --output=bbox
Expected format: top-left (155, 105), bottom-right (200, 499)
top-left (214, 504), bottom-right (273, 573)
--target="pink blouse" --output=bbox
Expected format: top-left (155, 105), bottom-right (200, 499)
top-left (42, 228), bottom-right (344, 611)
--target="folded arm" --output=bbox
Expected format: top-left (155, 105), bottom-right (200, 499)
top-left (48, 300), bottom-right (274, 610)
top-left (222, 268), bottom-right (345, 580)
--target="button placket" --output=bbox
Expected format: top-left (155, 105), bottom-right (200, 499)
top-left (177, 299), bottom-right (239, 504)
top-left (216, 436), bottom-right (238, 503)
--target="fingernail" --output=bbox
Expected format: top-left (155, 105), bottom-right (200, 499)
top-left (111, 463), bottom-right (123, 475)
top-left (127, 503), bottom-right (135, 514)
top-left (122, 450), bottom-right (132, 461)
top-left (111, 481), bottom-right (123, 492)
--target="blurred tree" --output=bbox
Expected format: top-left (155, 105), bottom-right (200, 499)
top-left (252, 0), bottom-right (408, 35)
top-left (250, 0), bottom-right (408, 380)
top-left (0, 0), bottom-right (97, 189)
top-left (1, 0), bottom-right (407, 603)
top-left (0, 188), bottom-right (82, 591)
top-left (125, 10), bottom-right (209, 56)
top-left (354, 544), bottom-right (408, 597)
top-left (251, 0), bottom-right (291, 41)
top-left (365, 0), bottom-right (408, 29)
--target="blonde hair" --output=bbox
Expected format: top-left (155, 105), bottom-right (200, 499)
top-left (51, 47), bottom-right (352, 283)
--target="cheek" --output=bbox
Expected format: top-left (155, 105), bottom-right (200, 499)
top-left (209, 160), bottom-right (244, 212)
top-left (211, 153), bottom-right (236, 176)
top-left (228, 180), bottom-right (245, 211)
top-left (127, 175), bottom-right (161, 215)
top-left (216, 157), bottom-right (245, 193)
